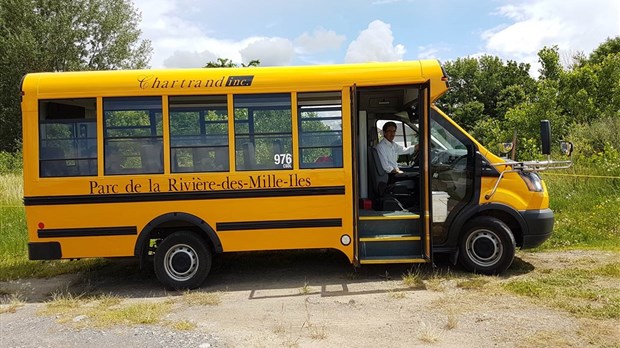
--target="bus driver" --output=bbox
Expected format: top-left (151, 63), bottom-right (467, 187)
top-left (375, 121), bottom-right (418, 177)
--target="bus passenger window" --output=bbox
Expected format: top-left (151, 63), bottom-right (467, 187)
top-left (297, 92), bottom-right (343, 169)
top-left (234, 94), bottom-right (292, 171)
top-left (169, 95), bottom-right (228, 173)
top-left (38, 98), bottom-right (97, 177)
top-left (104, 97), bottom-right (163, 175)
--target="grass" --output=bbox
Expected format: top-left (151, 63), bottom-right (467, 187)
top-left (181, 290), bottom-right (222, 306)
top-left (0, 171), bottom-right (114, 281)
top-left (388, 289), bottom-right (406, 299)
top-left (418, 322), bottom-right (440, 343)
top-left (95, 302), bottom-right (171, 326)
top-left (41, 290), bottom-right (172, 327)
top-left (0, 293), bottom-right (26, 314)
top-left (299, 280), bottom-right (311, 295)
top-left (423, 268), bottom-right (456, 292)
top-left (503, 262), bottom-right (620, 319)
top-left (456, 276), bottom-right (491, 290)
top-left (445, 311), bottom-right (458, 330)
top-left (309, 325), bottom-right (327, 340)
top-left (169, 320), bottom-right (197, 331)
top-left (42, 290), bottom-right (85, 313)
top-left (401, 268), bottom-right (425, 289)
top-left (541, 167), bottom-right (620, 251)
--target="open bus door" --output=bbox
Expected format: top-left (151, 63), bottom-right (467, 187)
top-left (353, 82), bottom-right (432, 265)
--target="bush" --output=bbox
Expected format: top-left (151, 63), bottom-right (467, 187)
top-left (568, 117), bottom-right (620, 161)
top-left (0, 151), bottom-right (22, 174)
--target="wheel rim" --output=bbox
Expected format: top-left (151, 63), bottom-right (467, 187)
top-left (163, 243), bottom-right (199, 282)
top-left (465, 229), bottom-right (503, 267)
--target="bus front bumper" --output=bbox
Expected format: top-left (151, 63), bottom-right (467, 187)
top-left (521, 208), bottom-right (554, 248)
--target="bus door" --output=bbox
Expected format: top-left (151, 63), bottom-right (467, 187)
top-left (354, 83), bottom-right (432, 265)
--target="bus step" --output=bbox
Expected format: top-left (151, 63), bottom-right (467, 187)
top-left (359, 210), bottom-right (420, 220)
top-left (359, 256), bottom-right (429, 265)
top-left (359, 237), bottom-right (424, 259)
top-left (359, 234), bottom-right (421, 242)
top-left (358, 212), bottom-right (420, 238)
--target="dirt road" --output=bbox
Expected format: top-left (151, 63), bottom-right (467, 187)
top-left (1, 250), bottom-right (618, 347)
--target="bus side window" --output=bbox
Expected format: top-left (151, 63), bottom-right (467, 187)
top-left (103, 97), bottom-right (163, 175)
top-left (234, 94), bottom-right (292, 171)
top-left (38, 99), bottom-right (97, 178)
top-left (169, 95), bottom-right (229, 173)
top-left (297, 92), bottom-right (342, 169)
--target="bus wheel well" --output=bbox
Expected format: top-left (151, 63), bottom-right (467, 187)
top-left (150, 223), bottom-right (215, 250)
top-left (475, 210), bottom-right (523, 248)
top-left (135, 213), bottom-right (222, 269)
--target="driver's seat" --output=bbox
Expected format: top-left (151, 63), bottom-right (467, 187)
top-left (367, 146), bottom-right (405, 211)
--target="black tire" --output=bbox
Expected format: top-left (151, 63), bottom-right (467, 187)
top-left (458, 216), bottom-right (516, 275)
top-left (154, 231), bottom-right (212, 290)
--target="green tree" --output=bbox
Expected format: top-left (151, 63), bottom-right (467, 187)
top-left (538, 45), bottom-right (563, 80)
top-left (588, 36), bottom-right (620, 65)
top-left (438, 56), bottom-right (535, 132)
top-left (204, 58), bottom-right (260, 68)
top-left (0, 0), bottom-right (152, 152)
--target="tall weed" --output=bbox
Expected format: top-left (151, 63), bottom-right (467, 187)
top-left (542, 165), bottom-right (620, 250)
top-left (1, 173), bottom-right (26, 258)
top-left (1, 173), bottom-right (23, 206)
top-left (0, 151), bottom-right (22, 175)
top-left (0, 207), bottom-right (27, 257)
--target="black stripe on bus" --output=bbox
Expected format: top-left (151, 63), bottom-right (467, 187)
top-left (38, 226), bottom-right (137, 238)
top-left (23, 186), bottom-right (346, 206)
top-left (217, 218), bottom-right (342, 232)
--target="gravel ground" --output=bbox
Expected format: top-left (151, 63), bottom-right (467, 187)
top-left (1, 250), bottom-right (619, 348)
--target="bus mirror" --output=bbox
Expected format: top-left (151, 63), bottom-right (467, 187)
top-left (540, 120), bottom-right (551, 155)
top-left (499, 142), bottom-right (513, 155)
top-left (560, 141), bottom-right (573, 156)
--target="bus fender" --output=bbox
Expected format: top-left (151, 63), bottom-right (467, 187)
top-left (134, 212), bottom-right (223, 268)
top-left (446, 203), bottom-right (528, 248)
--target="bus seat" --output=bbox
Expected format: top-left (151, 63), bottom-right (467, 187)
top-left (214, 147), bottom-right (228, 171)
top-left (141, 144), bottom-right (163, 173)
top-left (192, 147), bottom-right (210, 171)
top-left (242, 142), bottom-right (256, 170)
top-left (272, 139), bottom-right (282, 154)
top-left (368, 146), bottom-right (403, 211)
top-left (331, 146), bottom-right (343, 167)
top-left (40, 147), bottom-right (68, 177)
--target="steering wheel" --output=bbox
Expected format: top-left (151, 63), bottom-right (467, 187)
top-left (406, 148), bottom-right (420, 166)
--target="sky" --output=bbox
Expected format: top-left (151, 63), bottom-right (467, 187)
top-left (132, 0), bottom-right (620, 74)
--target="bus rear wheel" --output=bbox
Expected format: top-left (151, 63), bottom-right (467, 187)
top-left (154, 231), bottom-right (212, 290)
top-left (458, 216), bottom-right (515, 275)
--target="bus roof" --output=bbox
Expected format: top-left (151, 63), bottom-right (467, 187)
top-left (22, 60), bottom-right (448, 101)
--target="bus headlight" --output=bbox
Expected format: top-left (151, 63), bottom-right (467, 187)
top-left (519, 172), bottom-right (543, 192)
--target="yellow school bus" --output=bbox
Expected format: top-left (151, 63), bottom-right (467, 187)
top-left (21, 60), bottom-right (570, 289)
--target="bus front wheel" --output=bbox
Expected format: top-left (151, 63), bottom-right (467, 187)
top-left (154, 231), bottom-right (212, 290)
top-left (458, 216), bottom-right (515, 275)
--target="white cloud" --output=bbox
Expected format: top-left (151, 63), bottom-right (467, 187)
top-left (482, 0), bottom-right (620, 73)
top-left (344, 20), bottom-right (406, 63)
top-left (159, 37), bottom-right (262, 68)
top-left (417, 45), bottom-right (450, 60)
top-left (133, 0), bottom-right (297, 68)
top-left (162, 50), bottom-right (218, 69)
top-left (240, 38), bottom-right (295, 66)
top-left (294, 27), bottom-right (346, 54)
